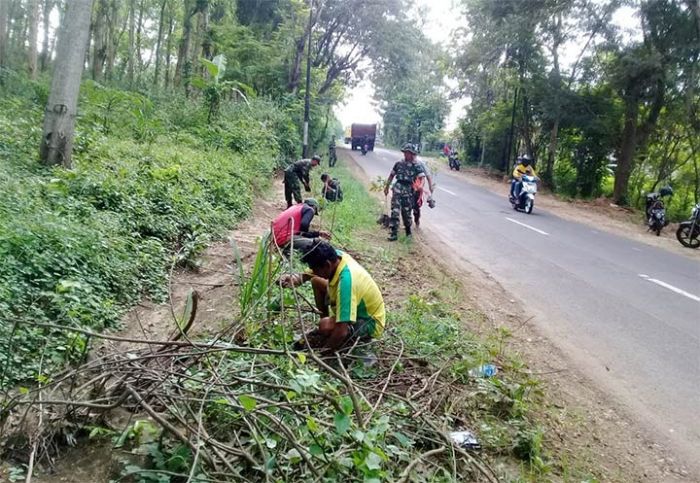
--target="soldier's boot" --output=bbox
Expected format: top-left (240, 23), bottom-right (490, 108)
top-left (405, 226), bottom-right (412, 238)
top-left (388, 230), bottom-right (398, 241)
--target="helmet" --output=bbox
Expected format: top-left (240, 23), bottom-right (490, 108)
top-left (311, 154), bottom-right (321, 162)
top-left (520, 154), bottom-right (532, 166)
top-left (401, 143), bottom-right (418, 155)
top-left (659, 186), bottom-right (673, 197)
top-left (304, 198), bottom-right (320, 214)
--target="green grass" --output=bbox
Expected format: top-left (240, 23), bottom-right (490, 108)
top-left (0, 85), bottom-right (298, 387)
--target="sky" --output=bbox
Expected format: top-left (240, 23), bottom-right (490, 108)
top-left (335, 0), bottom-right (641, 133)
top-left (335, 0), bottom-right (459, 130)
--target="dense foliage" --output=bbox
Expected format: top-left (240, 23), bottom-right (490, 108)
top-left (0, 74), bottom-right (298, 385)
top-left (452, 0), bottom-right (699, 217)
top-left (0, 0), bottom-right (428, 386)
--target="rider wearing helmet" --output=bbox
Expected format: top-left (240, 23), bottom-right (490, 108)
top-left (645, 186), bottom-right (673, 219)
top-left (511, 155), bottom-right (538, 199)
top-left (271, 198), bottom-right (329, 249)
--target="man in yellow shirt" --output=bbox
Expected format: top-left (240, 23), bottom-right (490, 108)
top-left (511, 155), bottom-right (538, 199)
top-left (280, 240), bottom-right (385, 351)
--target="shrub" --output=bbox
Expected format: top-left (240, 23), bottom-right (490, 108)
top-left (0, 86), bottom-right (298, 387)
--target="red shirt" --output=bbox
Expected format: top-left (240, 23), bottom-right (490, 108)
top-left (272, 204), bottom-right (309, 246)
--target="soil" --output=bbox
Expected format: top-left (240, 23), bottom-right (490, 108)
top-left (424, 159), bottom-right (700, 261)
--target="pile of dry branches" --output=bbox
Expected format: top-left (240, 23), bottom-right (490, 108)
top-left (1, 238), bottom-right (503, 482)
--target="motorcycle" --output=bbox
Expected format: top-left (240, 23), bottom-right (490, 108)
top-left (509, 175), bottom-right (538, 214)
top-left (676, 203), bottom-right (700, 249)
top-left (361, 143), bottom-right (368, 156)
top-left (645, 193), bottom-right (669, 236)
top-left (448, 151), bottom-right (460, 170)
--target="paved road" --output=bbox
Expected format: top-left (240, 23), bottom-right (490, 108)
top-left (345, 146), bottom-right (700, 465)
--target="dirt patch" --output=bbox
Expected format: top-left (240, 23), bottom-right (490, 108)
top-left (97, 186), bottom-right (284, 358)
top-left (425, 160), bottom-right (700, 261)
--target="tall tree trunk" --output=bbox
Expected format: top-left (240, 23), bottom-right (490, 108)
top-left (135, 0), bottom-right (144, 84)
top-left (40, 0), bottom-right (52, 71)
top-left (200, 1), bottom-right (211, 64)
top-left (40, 0), bottom-right (95, 168)
top-left (0, 0), bottom-right (8, 68)
top-left (91, 0), bottom-right (107, 80)
top-left (191, 1), bottom-right (209, 75)
top-left (544, 15), bottom-right (563, 186)
top-left (613, 97), bottom-right (640, 205)
top-left (521, 93), bottom-right (535, 160)
top-left (28, 0), bottom-right (39, 78)
top-left (164, 4), bottom-right (174, 88)
top-left (127, 0), bottom-right (135, 86)
top-left (104, 0), bottom-right (120, 81)
top-left (288, 31), bottom-right (309, 93)
top-left (153, 0), bottom-right (167, 87)
top-left (9, 0), bottom-right (27, 58)
top-left (174, 0), bottom-right (194, 88)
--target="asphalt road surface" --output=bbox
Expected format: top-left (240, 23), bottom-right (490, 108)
top-left (345, 145), bottom-right (700, 467)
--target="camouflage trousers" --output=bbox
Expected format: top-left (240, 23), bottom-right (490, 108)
top-left (390, 190), bottom-right (414, 236)
top-left (284, 170), bottom-right (302, 207)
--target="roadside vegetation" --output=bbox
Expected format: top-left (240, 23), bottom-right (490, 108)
top-left (2, 164), bottom-right (601, 482)
top-left (0, 76), bottom-right (298, 387)
top-left (450, 0), bottom-right (698, 220)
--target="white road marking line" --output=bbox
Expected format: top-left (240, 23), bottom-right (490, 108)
top-left (505, 217), bottom-right (550, 236)
top-left (437, 186), bottom-right (456, 196)
top-left (638, 274), bottom-right (700, 302)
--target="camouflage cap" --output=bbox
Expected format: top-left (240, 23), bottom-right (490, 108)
top-left (401, 143), bottom-right (418, 154)
top-left (304, 198), bottom-right (320, 214)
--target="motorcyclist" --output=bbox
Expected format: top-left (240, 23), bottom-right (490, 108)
top-left (645, 186), bottom-right (673, 219)
top-left (511, 155), bottom-right (537, 199)
top-left (448, 149), bottom-right (459, 169)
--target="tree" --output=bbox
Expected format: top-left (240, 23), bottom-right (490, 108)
top-left (127, 0), bottom-right (136, 85)
top-left (0, 0), bottom-right (8, 68)
top-left (27, 0), bottom-right (39, 78)
top-left (92, 0), bottom-right (108, 80)
top-left (40, 0), bottom-right (54, 72)
top-left (153, 0), bottom-right (168, 86)
top-left (39, 0), bottom-right (95, 168)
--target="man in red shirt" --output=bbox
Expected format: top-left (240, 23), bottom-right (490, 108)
top-left (271, 198), bottom-right (329, 250)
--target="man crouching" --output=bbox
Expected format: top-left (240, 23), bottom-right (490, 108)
top-left (279, 240), bottom-right (385, 352)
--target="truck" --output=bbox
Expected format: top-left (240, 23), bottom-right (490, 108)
top-left (350, 123), bottom-right (377, 151)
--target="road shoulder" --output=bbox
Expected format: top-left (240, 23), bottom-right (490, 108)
top-left (345, 148), bottom-right (697, 481)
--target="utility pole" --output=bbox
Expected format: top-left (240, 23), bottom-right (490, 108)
top-left (302, 1), bottom-right (313, 158)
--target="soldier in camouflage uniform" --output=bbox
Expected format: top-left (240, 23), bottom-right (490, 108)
top-left (383, 143), bottom-right (426, 241)
top-left (284, 155), bottom-right (321, 207)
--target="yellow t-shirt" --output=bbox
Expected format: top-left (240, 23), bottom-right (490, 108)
top-left (513, 163), bottom-right (537, 179)
top-left (328, 253), bottom-right (385, 337)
